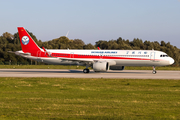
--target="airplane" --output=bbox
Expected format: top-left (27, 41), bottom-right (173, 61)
top-left (14, 27), bottom-right (174, 74)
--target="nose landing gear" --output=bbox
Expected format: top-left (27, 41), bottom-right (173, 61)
top-left (152, 66), bottom-right (157, 74)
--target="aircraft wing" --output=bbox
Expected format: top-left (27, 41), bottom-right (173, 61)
top-left (59, 57), bottom-right (93, 62)
top-left (59, 57), bottom-right (94, 64)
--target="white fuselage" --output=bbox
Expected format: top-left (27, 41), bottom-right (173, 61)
top-left (16, 49), bottom-right (174, 67)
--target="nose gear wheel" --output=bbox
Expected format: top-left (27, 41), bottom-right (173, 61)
top-left (152, 66), bottom-right (157, 74)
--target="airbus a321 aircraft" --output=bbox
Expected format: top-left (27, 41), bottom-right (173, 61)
top-left (15, 27), bottom-right (174, 74)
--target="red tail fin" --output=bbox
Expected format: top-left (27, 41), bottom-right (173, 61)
top-left (17, 27), bottom-right (41, 53)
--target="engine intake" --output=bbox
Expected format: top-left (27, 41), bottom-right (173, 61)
top-left (93, 62), bottom-right (108, 72)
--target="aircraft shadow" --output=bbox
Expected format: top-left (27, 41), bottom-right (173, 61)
top-left (0, 70), bottom-right (82, 73)
top-left (0, 70), bottom-right (148, 74)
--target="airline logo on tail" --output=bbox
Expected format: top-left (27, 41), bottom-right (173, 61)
top-left (22, 36), bottom-right (29, 45)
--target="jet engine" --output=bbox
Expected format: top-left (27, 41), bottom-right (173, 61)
top-left (93, 61), bottom-right (108, 72)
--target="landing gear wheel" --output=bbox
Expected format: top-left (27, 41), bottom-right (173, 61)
top-left (152, 70), bottom-right (157, 74)
top-left (83, 69), bottom-right (89, 73)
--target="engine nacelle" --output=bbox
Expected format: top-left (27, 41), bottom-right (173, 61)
top-left (109, 66), bottom-right (125, 70)
top-left (93, 62), bottom-right (108, 72)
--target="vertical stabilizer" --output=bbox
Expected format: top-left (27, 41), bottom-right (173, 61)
top-left (17, 27), bottom-right (41, 53)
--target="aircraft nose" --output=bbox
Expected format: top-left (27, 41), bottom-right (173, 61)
top-left (169, 58), bottom-right (174, 65)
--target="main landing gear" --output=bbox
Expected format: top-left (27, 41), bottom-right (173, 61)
top-left (83, 65), bottom-right (90, 73)
top-left (83, 68), bottom-right (90, 73)
top-left (152, 66), bottom-right (157, 74)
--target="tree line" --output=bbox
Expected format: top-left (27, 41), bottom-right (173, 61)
top-left (0, 30), bottom-right (180, 66)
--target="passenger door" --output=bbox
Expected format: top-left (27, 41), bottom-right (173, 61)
top-left (70, 52), bottom-right (74, 58)
top-left (37, 50), bottom-right (42, 62)
top-left (150, 52), bottom-right (155, 61)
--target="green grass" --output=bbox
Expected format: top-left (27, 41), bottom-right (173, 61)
top-left (0, 78), bottom-right (180, 120)
top-left (0, 65), bottom-right (180, 70)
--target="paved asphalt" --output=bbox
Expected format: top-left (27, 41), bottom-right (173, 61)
top-left (0, 69), bottom-right (179, 79)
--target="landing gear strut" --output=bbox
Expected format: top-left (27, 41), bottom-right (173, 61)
top-left (152, 66), bottom-right (157, 74)
top-left (83, 65), bottom-right (90, 73)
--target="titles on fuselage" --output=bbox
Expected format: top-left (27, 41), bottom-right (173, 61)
top-left (91, 51), bottom-right (117, 54)
top-left (91, 51), bottom-right (148, 55)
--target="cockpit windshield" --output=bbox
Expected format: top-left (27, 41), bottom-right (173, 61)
top-left (160, 54), bottom-right (168, 57)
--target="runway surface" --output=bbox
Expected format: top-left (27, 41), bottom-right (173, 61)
top-left (0, 69), bottom-right (179, 79)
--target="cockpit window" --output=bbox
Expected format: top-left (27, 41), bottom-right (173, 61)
top-left (160, 54), bottom-right (168, 57)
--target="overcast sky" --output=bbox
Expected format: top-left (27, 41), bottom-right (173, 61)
top-left (0, 0), bottom-right (180, 48)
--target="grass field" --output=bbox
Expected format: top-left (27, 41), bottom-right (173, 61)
top-left (0, 65), bottom-right (180, 70)
top-left (0, 78), bottom-right (180, 120)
